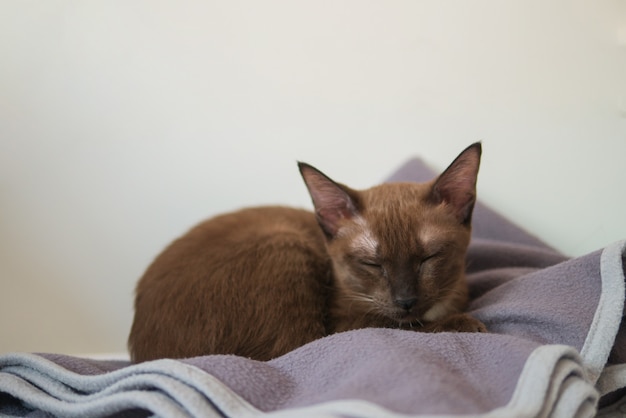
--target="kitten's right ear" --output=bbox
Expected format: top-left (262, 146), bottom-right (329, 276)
top-left (298, 162), bottom-right (360, 238)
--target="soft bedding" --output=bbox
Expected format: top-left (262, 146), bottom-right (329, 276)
top-left (1, 157), bottom-right (625, 418)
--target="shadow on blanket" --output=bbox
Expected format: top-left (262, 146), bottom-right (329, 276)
top-left (1, 158), bottom-right (625, 418)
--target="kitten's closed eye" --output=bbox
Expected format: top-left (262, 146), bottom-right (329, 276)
top-left (416, 252), bottom-right (440, 274)
top-left (358, 260), bottom-right (387, 276)
top-left (359, 260), bottom-right (383, 270)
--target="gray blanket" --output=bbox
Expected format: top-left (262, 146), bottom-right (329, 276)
top-left (1, 158), bottom-right (625, 418)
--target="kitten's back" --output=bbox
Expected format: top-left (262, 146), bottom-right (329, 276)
top-left (128, 206), bottom-right (331, 362)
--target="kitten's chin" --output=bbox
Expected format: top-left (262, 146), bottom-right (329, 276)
top-left (389, 311), bottom-right (423, 326)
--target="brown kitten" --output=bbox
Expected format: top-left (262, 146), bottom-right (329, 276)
top-left (128, 143), bottom-right (486, 362)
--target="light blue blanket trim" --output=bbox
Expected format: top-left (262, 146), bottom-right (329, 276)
top-left (0, 354), bottom-right (259, 418)
top-left (580, 240), bottom-right (626, 382)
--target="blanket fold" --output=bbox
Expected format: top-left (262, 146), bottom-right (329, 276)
top-left (1, 157), bottom-right (624, 418)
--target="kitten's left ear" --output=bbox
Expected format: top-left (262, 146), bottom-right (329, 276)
top-left (298, 162), bottom-right (360, 238)
top-left (431, 142), bottom-right (482, 225)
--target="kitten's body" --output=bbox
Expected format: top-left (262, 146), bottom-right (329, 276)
top-left (129, 144), bottom-right (486, 362)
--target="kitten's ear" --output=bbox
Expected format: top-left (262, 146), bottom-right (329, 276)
top-left (298, 162), bottom-right (360, 238)
top-left (431, 142), bottom-right (482, 225)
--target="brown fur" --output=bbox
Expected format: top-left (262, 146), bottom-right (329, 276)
top-left (128, 143), bottom-right (486, 362)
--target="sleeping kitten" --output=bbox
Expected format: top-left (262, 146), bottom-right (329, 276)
top-left (128, 143), bottom-right (486, 362)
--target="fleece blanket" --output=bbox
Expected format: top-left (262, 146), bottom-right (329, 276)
top-left (1, 157), bottom-right (625, 418)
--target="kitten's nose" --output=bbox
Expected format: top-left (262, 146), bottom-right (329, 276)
top-left (395, 298), bottom-right (417, 311)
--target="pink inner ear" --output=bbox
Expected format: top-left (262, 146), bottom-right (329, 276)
top-left (299, 164), bottom-right (358, 237)
top-left (316, 207), bottom-right (351, 236)
top-left (308, 181), bottom-right (357, 236)
top-left (439, 165), bottom-right (476, 201)
top-left (432, 145), bottom-right (480, 223)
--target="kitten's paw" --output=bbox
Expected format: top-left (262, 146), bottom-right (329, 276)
top-left (423, 313), bottom-right (487, 333)
top-left (454, 315), bottom-right (487, 333)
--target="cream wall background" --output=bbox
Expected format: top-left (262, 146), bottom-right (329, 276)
top-left (1, 1), bottom-right (625, 355)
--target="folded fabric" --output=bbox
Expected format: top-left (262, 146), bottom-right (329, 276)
top-left (1, 157), bottom-right (624, 418)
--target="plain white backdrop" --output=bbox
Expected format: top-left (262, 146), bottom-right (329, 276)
top-left (1, 1), bottom-right (625, 355)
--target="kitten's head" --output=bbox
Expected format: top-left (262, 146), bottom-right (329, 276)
top-left (299, 143), bottom-right (481, 326)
